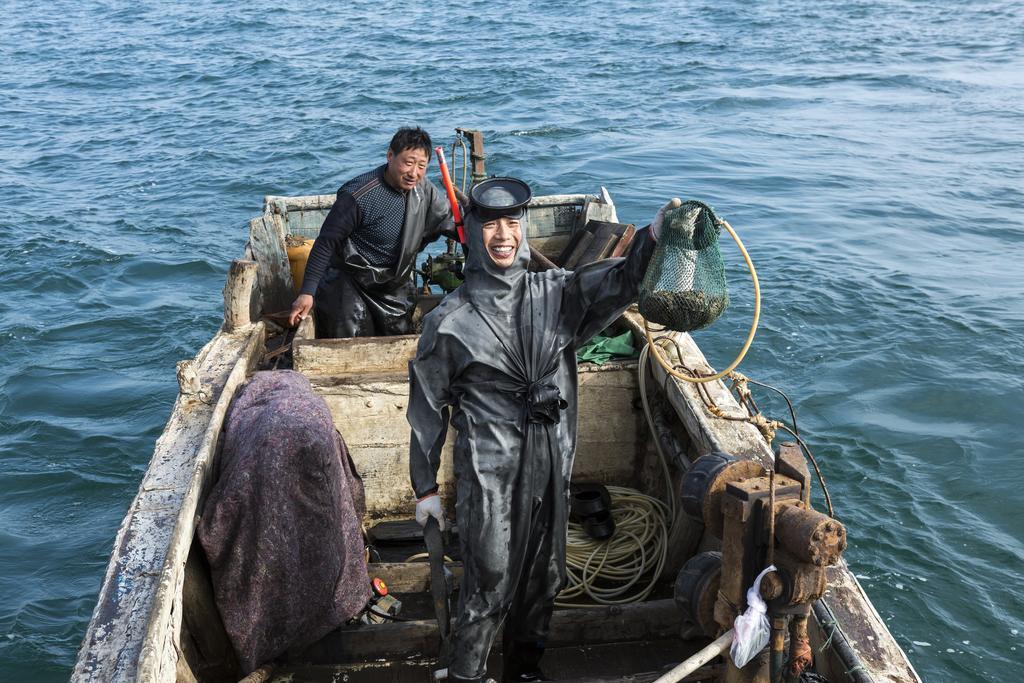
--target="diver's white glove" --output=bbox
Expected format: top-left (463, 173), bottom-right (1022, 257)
top-left (415, 493), bottom-right (445, 531)
top-left (650, 197), bottom-right (682, 242)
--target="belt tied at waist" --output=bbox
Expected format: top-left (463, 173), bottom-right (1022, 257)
top-left (525, 382), bottom-right (568, 425)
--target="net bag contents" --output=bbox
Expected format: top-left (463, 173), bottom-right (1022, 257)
top-left (638, 200), bottom-right (729, 331)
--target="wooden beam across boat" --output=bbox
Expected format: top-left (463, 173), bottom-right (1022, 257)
top-left (293, 334), bottom-right (419, 376)
top-left (297, 599), bottom-right (681, 664)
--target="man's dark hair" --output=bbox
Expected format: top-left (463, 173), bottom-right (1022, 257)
top-left (389, 126), bottom-right (432, 156)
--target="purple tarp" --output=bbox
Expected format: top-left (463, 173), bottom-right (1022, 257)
top-left (198, 370), bottom-right (370, 674)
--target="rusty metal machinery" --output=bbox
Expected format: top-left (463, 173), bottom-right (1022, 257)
top-left (676, 447), bottom-right (847, 683)
top-left (674, 551), bottom-right (722, 639)
top-left (418, 250), bottom-right (465, 294)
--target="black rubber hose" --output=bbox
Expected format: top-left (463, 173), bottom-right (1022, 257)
top-left (811, 599), bottom-right (874, 683)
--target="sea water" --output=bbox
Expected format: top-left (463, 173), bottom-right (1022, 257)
top-left (1, 1), bottom-right (1022, 680)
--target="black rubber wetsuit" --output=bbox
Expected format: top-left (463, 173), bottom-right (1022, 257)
top-left (407, 210), bottom-right (656, 680)
top-left (301, 165), bottom-right (455, 338)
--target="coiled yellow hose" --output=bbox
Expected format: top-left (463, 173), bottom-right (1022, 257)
top-left (555, 486), bottom-right (670, 607)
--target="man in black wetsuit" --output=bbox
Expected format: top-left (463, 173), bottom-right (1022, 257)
top-left (288, 127), bottom-right (457, 337)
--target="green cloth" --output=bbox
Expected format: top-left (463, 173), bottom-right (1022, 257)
top-left (576, 330), bottom-right (638, 366)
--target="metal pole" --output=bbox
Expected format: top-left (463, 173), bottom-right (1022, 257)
top-left (652, 629), bottom-right (735, 683)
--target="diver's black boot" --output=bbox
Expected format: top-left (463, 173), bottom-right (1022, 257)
top-left (502, 641), bottom-right (548, 682)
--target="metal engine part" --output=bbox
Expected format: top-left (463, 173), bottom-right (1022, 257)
top-left (774, 504), bottom-right (846, 567)
top-left (680, 452), bottom-right (765, 538)
top-left (420, 252), bottom-right (465, 294)
top-left (674, 550), bottom-right (722, 638)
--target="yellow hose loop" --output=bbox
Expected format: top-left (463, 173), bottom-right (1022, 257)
top-left (644, 218), bottom-right (760, 384)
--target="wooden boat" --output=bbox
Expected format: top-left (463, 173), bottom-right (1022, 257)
top-left (73, 178), bottom-right (922, 683)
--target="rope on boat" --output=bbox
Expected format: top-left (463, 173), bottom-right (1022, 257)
top-left (640, 332), bottom-right (836, 518)
top-left (555, 485), bottom-right (670, 607)
top-left (552, 346), bottom-right (683, 608)
top-left (403, 552), bottom-right (455, 563)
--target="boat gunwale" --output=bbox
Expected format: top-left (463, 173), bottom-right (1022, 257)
top-left (72, 323), bottom-right (267, 682)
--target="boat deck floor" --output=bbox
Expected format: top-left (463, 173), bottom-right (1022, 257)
top-left (271, 638), bottom-right (711, 682)
top-left (266, 522), bottom-right (710, 682)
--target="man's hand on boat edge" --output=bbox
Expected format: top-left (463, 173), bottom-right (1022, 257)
top-left (288, 294), bottom-right (313, 327)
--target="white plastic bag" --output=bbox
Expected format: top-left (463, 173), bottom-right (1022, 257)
top-left (730, 565), bottom-right (776, 668)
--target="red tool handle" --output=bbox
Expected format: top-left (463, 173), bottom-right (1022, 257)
top-left (435, 147), bottom-right (465, 244)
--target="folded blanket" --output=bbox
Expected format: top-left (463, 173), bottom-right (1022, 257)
top-left (198, 370), bottom-right (370, 674)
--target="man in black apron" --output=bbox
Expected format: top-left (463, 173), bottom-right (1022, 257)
top-left (407, 177), bottom-right (674, 682)
top-left (288, 126), bottom-right (457, 337)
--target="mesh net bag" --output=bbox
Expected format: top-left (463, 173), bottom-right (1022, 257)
top-left (638, 200), bottom-right (729, 332)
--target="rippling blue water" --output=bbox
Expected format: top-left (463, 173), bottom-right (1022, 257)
top-left (2, 1), bottom-right (1022, 680)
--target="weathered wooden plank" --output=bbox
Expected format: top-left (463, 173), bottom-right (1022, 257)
top-left (72, 325), bottom-right (266, 683)
top-left (817, 559), bottom-right (922, 683)
top-left (299, 599), bottom-right (682, 664)
top-left (305, 209), bottom-right (330, 233)
top-left (294, 335), bottom-right (419, 376)
top-left (529, 193), bottom-right (595, 207)
top-left (528, 216), bottom-right (580, 256)
top-left (263, 194), bottom-right (337, 213)
top-left (248, 213), bottom-right (293, 316)
top-left (574, 365), bottom-right (643, 487)
top-left (528, 244), bottom-right (558, 271)
top-left (314, 376), bottom-right (413, 444)
top-left (265, 194), bottom-right (333, 242)
top-left (610, 224), bottom-right (637, 258)
top-left (563, 232), bottom-right (595, 269)
top-left (310, 365), bottom-right (643, 520)
top-left (342, 447), bottom-right (446, 520)
top-left (311, 370), bottom-right (457, 519)
top-left (139, 327), bottom-right (265, 682)
top-left (576, 195), bottom-right (619, 231)
top-left (222, 259), bottom-right (258, 331)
